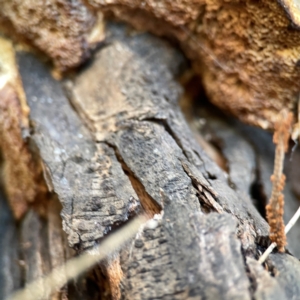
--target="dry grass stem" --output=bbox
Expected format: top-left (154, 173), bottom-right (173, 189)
top-left (7, 215), bottom-right (146, 300)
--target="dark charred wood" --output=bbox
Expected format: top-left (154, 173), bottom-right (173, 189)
top-left (1, 22), bottom-right (299, 299)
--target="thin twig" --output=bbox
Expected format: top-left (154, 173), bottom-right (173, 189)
top-left (7, 215), bottom-right (146, 300)
top-left (284, 206), bottom-right (300, 234)
top-left (258, 243), bottom-right (277, 264)
top-left (258, 206), bottom-right (300, 264)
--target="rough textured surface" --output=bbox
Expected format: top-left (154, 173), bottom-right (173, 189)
top-left (87, 0), bottom-right (200, 26)
top-left (67, 24), bottom-right (269, 251)
top-left (234, 121), bottom-right (300, 258)
top-left (1, 1), bottom-right (300, 127)
top-left (201, 118), bottom-right (256, 194)
top-left (45, 23), bottom-right (300, 298)
top-left (0, 37), bottom-right (40, 219)
top-left (89, 0), bottom-right (300, 129)
top-left (0, 85), bottom-right (37, 218)
top-left (122, 212), bottom-right (251, 300)
top-left (247, 257), bottom-right (286, 300)
top-left (280, 0), bottom-right (300, 27)
top-left (191, 102), bottom-right (300, 258)
top-left (5, 22), bottom-right (300, 299)
top-left (17, 50), bottom-right (141, 250)
top-left (269, 253), bottom-right (300, 299)
top-left (0, 189), bottom-right (105, 299)
top-left (0, 0), bottom-right (103, 71)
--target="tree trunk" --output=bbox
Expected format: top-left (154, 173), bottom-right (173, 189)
top-left (1, 18), bottom-right (300, 300)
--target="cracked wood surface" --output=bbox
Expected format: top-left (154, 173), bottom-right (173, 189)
top-left (122, 211), bottom-right (250, 300)
top-left (10, 22), bottom-right (300, 299)
top-left (0, 191), bottom-right (104, 300)
top-left (66, 24), bottom-right (269, 250)
top-left (17, 49), bottom-right (141, 250)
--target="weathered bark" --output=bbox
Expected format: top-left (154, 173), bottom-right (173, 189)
top-left (1, 22), bottom-right (300, 299)
top-left (2, 0), bottom-right (300, 129)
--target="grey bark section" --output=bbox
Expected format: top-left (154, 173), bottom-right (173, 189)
top-left (269, 253), bottom-right (300, 300)
top-left (0, 192), bottom-right (103, 299)
top-left (124, 210), bottom-right (251, 300)
top-left (0, 191), bottom-right (21, 299)
top-left (113, 122), bottom-right (200, 212)
top-left (13, 22), bottom-right (300, 299)
top-left (198, 113), bottom-right (257, 193)
top-left (247, 258), bottom-right (286, 300)
top-left (68, 23), bottom-right (268, 249)
top-left (17, 51), bottom-right (141, 250)
top-left (66, 23), bottom-right (300, 300)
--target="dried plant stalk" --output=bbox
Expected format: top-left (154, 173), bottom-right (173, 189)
top-left (259, 206), bottom-right (300, 263)
top-left (8, 215), bottom-right (146, 300)
top-left (266, 110), bottom-right (293, 252)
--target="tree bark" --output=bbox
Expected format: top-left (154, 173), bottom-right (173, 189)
top-left (1, 22), bottom-right (300, 300)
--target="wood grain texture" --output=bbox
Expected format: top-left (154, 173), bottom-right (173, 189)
top-left (17, 50), bottom-right (141, 250)
top-left (67, 24), bottom-right (268, 252)
top-left (13, 22), bottom-right (300, 299)
top-left (121, 211), bottom-right (251, 300)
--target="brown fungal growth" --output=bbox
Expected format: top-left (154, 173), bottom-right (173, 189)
top-left (194, 0), bottom-right (300, 130)
top-left (105, 256), bottom-right (124, 300)
top-left (0, 0), bottom-right (104, 71)
top-left (87, 0), bottom-right (300, 129)
top-left (1, 1), bottom-right (300, 127)
top-left (0, 37), bottom-right (47, 219)
top-left (0, 37), bottom-right (34, 219)
top-left (0, 84), bottom-right (35, 219)
top-left (266, 110), bottom-right (293, 252)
